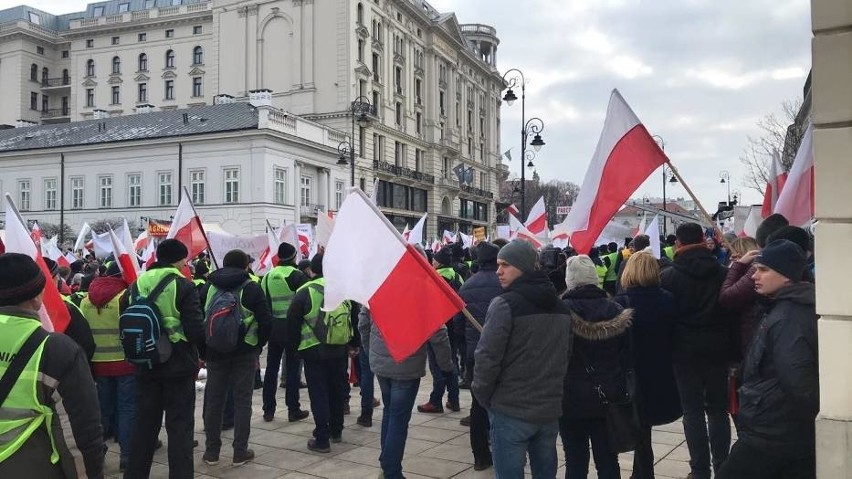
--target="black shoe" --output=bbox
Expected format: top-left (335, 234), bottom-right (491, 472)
top-left (119, 459), bottom-right (127, 473)
top-left (232, 449), bottom-right (255, 466)
top-left (307, 438), bottom-right (330, 453)
top-left (202, 450), bottom-right (220, 466)
top-left (458, 381), bottom-right (471, 389)
top-left (263, 413), bottom-right (274, 422)
top-left (289, 410), bottom-right (310, 422)
top-left (253, 379), bottom-right (263, 390)
top-left (445, 401), bottom-right (460, 412)
top-left (331, 435), bottom-right (342, 443)
top-left (459, 415), bottom-right (471, 426)
top-left (356, 414), bottom-right (372, 427)
top-left (474, 456), bottom-right (493, 471)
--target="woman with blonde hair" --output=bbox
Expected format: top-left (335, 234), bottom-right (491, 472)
top-left (615, 252), bottom-right (681, 479)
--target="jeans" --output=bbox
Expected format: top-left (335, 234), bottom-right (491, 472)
top-left (716, 440), bottom-right (815, 479)
top-left (263, 341), bottom-right (302, 416)
top-left (489, 410), bottom-right (559, 479)
top-left (358, 349), bottom-right (375, 414)
top-left (377, 376), bottom-right (420, 479)
top-left (427, 343), bottom-right (459, 406)
top-left (303, 356), bottom-right (347, 447)
top-left (125, 374), bottom-right (195, 479)
top-left (673, 360), bottom-right (731, 479)
top-left (95, 375), bottom-right (136, 461)
top-left (559, 417), bottom-right (620, 479)
top-left (470, 391), bottom-right (491, 462)
top-left (203, 353), bottom-right (257, 455)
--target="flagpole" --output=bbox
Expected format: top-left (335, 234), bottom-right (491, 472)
top-left (181, 186), bottom-right (220, 270)
top-left (664, 161), bottom-right (733, 250)
top-left (461, 307), bottom-right (483, 333)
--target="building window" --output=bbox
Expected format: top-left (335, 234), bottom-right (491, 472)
top-left (415, 112), bottom-right (422, 134)
top-left (192, 77), bottom-right (202, 97)
top-left (224, 168), bottom-right (239, 203)
top-left (86, 59), bottom-right (95, 76)
top-left (138, 53), bottom-right (148, 71)
top-left (165, 49), bottom-right (175, 68)
top-left (41, 67), bottom-right (48, 85)
top-left (30, 92), bottom-right (38, 110)
top-left (480, 172), bottom-right (487, 189)
top-left (335, 180), bottom-right (344, 210)
top-left (274, 168), bottom-right (287, 204)
top-left (443, 157), bottom-right (451, 178)
top-left (86, 39), bottom-right (93, 48)
top-left (36, 46), bottom-right (44, 55)
top-left (300, 176), bottom-right (311, 207)
top-left (371, 53), bottom-right (380, 82)
top-left (41, 94), bottom-right (48, 112)
top-left (193, 25), bottom-right (202, 34)
top-left (415, 149), bottom-right (423, 172)
top-left (128, 174), bottom-right (141, 207)
top-left (415, 79), bottom-right (422, 104)
top-left (145, 0), bottom-right (155, 7)
top-left (158, 172), bottom-right (173, 205)
top-left (192, 46), bottom-right (203, 65)
top-left (357, 2), bottom-right (364, 24)
top-left (111, 86), bottom-right (120, 104)
top-left (138, 32), bottom-right (147, 42)
top-left (30, 64), bottom-right (38, 81)
top-left (164, 80), bottom-right (174, 100)
top-left (61, 50), bottom-right (69, 58)
top-left (395, 102), bottom-right (402, 126)
top-left (190, 169), bottom-right (205, 204)
top-left (44, 178), bottom-right (57, 210)
top-left (357, 39), bottom-right (364, 62)
top-left (99, 175), bottom-right (113, 208)
top-left (93, 6), bottom-right (104, 16)
top-left (359, 126), bottom-right (366, 156)
top-left (394, 141), bottom-right (405, 167)
top-left (439, 91), bottom-right (446, 116)
top-left (165, 29), bottom-right (174, 38)
top-left (138, 83), bottom-right (147, 102)
top-left (372, 90), bottom-right (380, 114)
top-left (111, 36), bottom-right (120, 45)
top-left (112, 56), bottom-right (121, 74)
top-left (118, 3), bottom-right (130, 13)
top-left (71, 177), bottom-right (84, 209)
top-left (394, 67), bottom-right (403, 94)
top-left (18, 180), bottom-right (31, 211)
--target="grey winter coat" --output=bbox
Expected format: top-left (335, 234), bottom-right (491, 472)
top-left (358, 307), bottom-right (453, 380)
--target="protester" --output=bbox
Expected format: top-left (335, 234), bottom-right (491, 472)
top-left (660, 223), bottom-right (731, 479)
top-left (615, 251), bottom-right (681, 479)
top-left (766, 225), bottom-right (814, 281)
top-left (0, 253), bottom-right (104, 478)
top-left (260, 242), bottom-right (311, 423)
top-left (124, 239), bottom-right (205, 479)
top-left (200, 249), bottom-right (272, 467)
top-left (717, 240), bottom-right (819, 479)
top-left (719, 236), bottom-right (762, 361)
top-left (616, 234), bottom-right (650, 291)
top-left (45, 257), bottom-right (96, 360)
top-left (473, 239), bottom-right (573, 478)
top-left (286, 253), bottom-right (358, 453)
top-left (602, 242), bottom-right (620, 295)
top-left (754, 213), bottom-right (788, 248)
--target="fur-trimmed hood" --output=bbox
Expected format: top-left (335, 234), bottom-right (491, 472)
top-left (571, 308), bottom-right (633, 341)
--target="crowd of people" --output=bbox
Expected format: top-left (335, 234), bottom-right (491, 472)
top-left (0, 212), bottom-right (819, 479)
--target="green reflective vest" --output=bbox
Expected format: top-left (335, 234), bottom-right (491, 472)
top-left (0, 314), bottom-right (58, 464)
top-left (193, 278), bottom-right (206, 287)
top-left (595, 264), bottom-right (607, 288)
top-left (297, 278), bottom-right (352, 351)
top-left (79, 293), bottom-right (126, 363)
top-left (204, 285), bottom-right (258, 346)
top-left (437, 266), bottom-right (464, 290)
top-left (261, 265), bottom-right (299, 319)
top-left (604, 252), bottom-right (619, 282)
top-left (131, 267), bottom-right (187, 343)
top-left (664, 246), bottom-right (675, 260)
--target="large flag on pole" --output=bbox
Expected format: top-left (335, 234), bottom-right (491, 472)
top-left (167, 189), bottom-right (209, 260)
top-left (524, 196), bottom-right (547, 236)
top-left (761, 149), bottom-right (788, 219)
top-left (558, 90), bottom-right (668, 255)
top-left (645, 215), bottom-right (661, 258)
top-left (406, 213), bottom-right (427, 245)
top-left (4, 194), bottom-right (71, 332)
top-left (74, 222), bottom-right (91, 251)
top-left (774, 123), bottom-right (814, 227)
top-left (324, 189), bottom-right (466, 361)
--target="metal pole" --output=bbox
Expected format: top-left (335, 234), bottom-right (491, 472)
top-left (59, 153), bottom-right (65, 246)
top-left (350, 104), bottom-right (356, 187)
top-left (520, 82), bottom-right (526, 220)
top-left (662, 168), bottom-right (667, 237)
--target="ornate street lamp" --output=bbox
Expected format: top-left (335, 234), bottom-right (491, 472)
top-left (502, 68), bottom-right (546, 220)
top-left (719, 170), bottom-right (731, 204)
top-left (335, 96), bottom-right (373, 187)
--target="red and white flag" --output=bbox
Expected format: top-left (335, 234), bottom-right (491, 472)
top-left (401, 224), bottom-right (411, 242)
top-left (774, 124), bottom-right (814, 227)
top-left (762, 149), bottom-right (788, 219)
top-left (108, 227), bottom-right (139, 284)
top-left (324, 189), bottom-right (466, 361)
top-left (524, 197), bottom-right (547, 236)
top-left (3, 194), bottom-right (71, 332)
top-left (558, 90), bottom-right (668, 254)
top-left (141, 238), bottom-right (157, 271)
top-left (741, 206), bottom-right (762, 238)
top-left (509, 214), bottom-right (544, 248)
top-left (43, 237), bottom-right (70, 268)
top-left (506, 203), bottom-right (520, 219)
top-left (64, 251), bottom-right (78, 265)
top-left (167, 190), bottom-right (209, 260)
top-left (134, 230), bottom-right (149, 252)
top-left (407, 213), bottom-right (427, 246)
top-left (442, 230), bottom-right (457, 245)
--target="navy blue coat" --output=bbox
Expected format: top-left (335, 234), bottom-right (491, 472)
top-left (453, 262), bottom-right (502, 362)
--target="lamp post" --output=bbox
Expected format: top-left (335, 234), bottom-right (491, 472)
top-left (502, 68), bottom-right (545, 220)
top-left (719, 170), bottom-right (731, 204)
top-left (337, 96), bottom-right (373, 187)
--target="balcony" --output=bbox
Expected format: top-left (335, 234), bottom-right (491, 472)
top-left (41, 77), bottom-right (71, 89)
top-left (373, 160), bottom-right (435, 184)
top-left (460, 184), bottom-right (493, 199)
top-left (300, 203), bottom-right (325, 217)
top-left (41, 108), bottom-right (70, 119)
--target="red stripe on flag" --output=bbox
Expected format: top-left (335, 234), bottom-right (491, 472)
top-left (35, 254), bottom-right (71, 332)
top-left (525, 215), bottom-right (547, 235)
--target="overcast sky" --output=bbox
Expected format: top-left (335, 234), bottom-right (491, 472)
top-left (12, 0), bottom-right (813, 210)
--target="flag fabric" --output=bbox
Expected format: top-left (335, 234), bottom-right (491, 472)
top-left (431, 240), bottom-right (442, 253)
top-left (505, 203), bottom-right (521, 219)
top-left (774, 123), bottom-right (814, 227)
top-left (741, 206), bottom-right (763, 238)
top-left (134, 230), bottom-right (149, 252)
top-left (0, 235), bottom-right (5, 254)
top-left (91, 231), bottom-right (114, 258)
top-left (167, 190), bottom-right (209, 260)
top-left (121, 218), bottom-right (136, 256)
top-left (459, 232), bottom-right (473, 250)
top-left (524, 197), bottom-right (547, 235)
top-left (141, 238), bottom-right (157, 270)
top-left (4, 194), bottom-right (70, 333)
top-left (281, 224), bottom-right (302, 263)
top-left (323, 189), bottom-right (466, 361)
top-left (108, 227), bottom-right (139, 284)
top-left (762, 149), bottom-right (789, 219)
top-left (73, 222), bottom-right (91, 251)
top-left (442, 230), bottom-right (457, 245)
top-left (495, 225), bottom-right (511, 240)
top-left (558, 90), bottom-right (669, 255)
top-left (550, 222), bottom-right (571, 249)
top-left (452, 164), bottom-right (465, 183)
top-left (64, 251), bottom-right (78, 265)
top-left (406, 213), bottom-right (427, 246)
top-left (503, 148), bottom-right (513, 162)
top-left (297, 224), bottom-right (313, 257)
top-left (316, 210), bottom-right (335, 247)
top-left (43, 237), bottom-right (70, 268)
top-left (401, 224), bottom-right (411, 242)
top-left (464, 167), bottom-right (474, 185)
top-left (509, 214), bottom-right (544, 248)
top-left (633, 212), bottom-right (647, 238)
top-left (645, 215), bottom-right (661, 259)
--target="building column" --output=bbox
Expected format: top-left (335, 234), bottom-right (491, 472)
top-left (317, 168), bottom-right (328, 211)
top-left (294, 161), bottom-right (302, 221)
top-left (812, 1), bottom-right (852, 477)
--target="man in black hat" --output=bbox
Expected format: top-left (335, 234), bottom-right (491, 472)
top-left (0, 253), bottom-right (104, 478)
top-left (260, 242), bottom-right (310, 422)
top-left (717, 239), bottom-right (819, 479)
top-left (124, 239), bottom-right (205, 479)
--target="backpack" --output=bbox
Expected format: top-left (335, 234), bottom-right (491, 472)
top-left (119, 274), bottom-right (179, 369)
top-left (204, 280), bottom-right (252, 353)
top-left (307, 284), bottom-right (353, 346)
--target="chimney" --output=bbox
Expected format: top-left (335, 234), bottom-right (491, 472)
top-left (214, 94), bottom-right (235, 105)
top-left (182, 113), bottom-right (189, 124)
top-left (15, 119), bottom-right (37, 128)
top-left (248, 89), bottom-right (273, 107)
top-left (135, 104), bottom-right (155, 114)
top-left (93, 109), bottom-right (109, 120)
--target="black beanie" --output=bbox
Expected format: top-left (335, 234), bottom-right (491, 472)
top-left (0, 253), bottom-right (46, 306)
top-left (756, 239), bottom-right (807, 281)
top-left (756, 213), bottom-right (789, 247)
top-left (157, 239), bottom-right (189, 264)
top-left (766, 225), bottom-right (810, 253)
top-left (310, 253), bottom-right (323, 277)
top-left (277, 242), bottom-right (297, 263)
top-left (475, 242), bottom-right (499, 265)
top-left (43, 257), bottom-right (59, 277)
top-left (433, 248), bottom-right (453, 266)
top-left (194, 261), bottom-right (209, 276)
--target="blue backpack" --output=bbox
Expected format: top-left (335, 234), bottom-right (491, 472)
top-left (120, 274), bottom-right (179, 369)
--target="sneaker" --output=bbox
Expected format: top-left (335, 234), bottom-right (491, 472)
top-left (445, 401), bottom-right (460, 412)
top-left (288, 410), bottom-right (310, 422)
top-left (202, 451), bottom-right (220, 466)
top-left (372, 397), bottom-right (381, 407)
top-left (473, 456), bottom-right (493, 471)
top-left (331, 435), bottom-right (342, 443)
top-left (417, 402), bottom-right (444, 413)
top-left (357, 414), bottom-right (372, 427)
top-left (343, 404), bottom-right (351, 415)
top-left (263, 413), bottom-right (274, 422)
top-left (232, 449), bottom-right (255, 466)
top-left (307, 438), bottom-right (330, 453)
top-left (459, 415), bottom-right (471, 426)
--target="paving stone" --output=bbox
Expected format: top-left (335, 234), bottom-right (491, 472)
top-left (407, 425), bottom-right (467, 443)
top-left (653, 457), bottom-right (693, 478)
top-left (653, 429), bottom-right (687, 446)
top-left (417, 443), bottom-right (475, 464)
top-left (402, 455), bottom-right (472, 478)
top-left (300, 458), bottom-right (382, 478)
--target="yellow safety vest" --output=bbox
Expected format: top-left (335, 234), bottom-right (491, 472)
top-left (79, 293), bottom-right (126, 363)
top-left (261, 265), bottom-right (298, 319)
top-left (297, 278), bottom-right (352, 351)
top-left (604, 252), bottom-right (619, 282)
top-left (130, 268), bottom-right (186, 343)
top-left (204, 285), bottom-right (258, 347)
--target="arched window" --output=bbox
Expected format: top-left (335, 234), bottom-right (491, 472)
top-left (112, 56), bottom-right (121, 74)
top-left (165, 49), bottom-right (175, 68)
top-left (357, 2), bottom-right (364, 24)
top-left (86, 59), bottom-right (95, 77)
top-left (192, 46), bottom-right (203, 65)
top-left (441, 197), bottom-right (451, 215)
top-left (41, 67), bottom-right (48, 84)
top-left (138, 53), bottom-right (148, 71)
top-left (30, 63), bottom-right (38, 81)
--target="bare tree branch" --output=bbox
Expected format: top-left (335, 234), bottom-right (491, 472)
top-left (739, 98), bottom-right (803, 196)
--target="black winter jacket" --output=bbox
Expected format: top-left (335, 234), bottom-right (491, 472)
top-left (200, 267), bottom-right (273, 361)
top-left (738, 282), bottom-right (818, 452)
top-left (562, 285), bottom-right (633, 420)
top-left (660, 245), bottom-right (731, 362)
top-left (452, 262), bottom-right (502, 362)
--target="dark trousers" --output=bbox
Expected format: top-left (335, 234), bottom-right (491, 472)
top-left (358, 347), bottom-right (375, 414)
top-left (263, 341), bottom-right (301, 416)
top-left (469, 392), bottom-right (491, 463)
top-left (716, 440), bottom-right (815, 479)
top-left (303, 356), bottom-right (347, 447)
top-left (203, 353), bottom-right (257, 455)
top-left (559, 416), bottom-right (620, 479)
top-left (632, 424), bottom-right (655, 479)
top-left (673, 360), bottom-right (731, 479)
top-left (95, 375), bottom-right (136, 462)
top-left (426, 343), bottom-right (459, 406)
top-left (125, 374), bottom-right (195, 479)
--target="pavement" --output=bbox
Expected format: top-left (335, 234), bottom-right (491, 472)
top-left (104, 366), bottom-right (697, 479)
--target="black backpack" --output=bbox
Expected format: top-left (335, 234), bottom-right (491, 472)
top-left (204, 280), bottom-right (252, 354)
top-left (120, 274), bottom-right (179, 369)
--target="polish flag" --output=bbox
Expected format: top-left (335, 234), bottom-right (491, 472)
top-left (741, 206), bottom-right (762, 238)
top-left (761, 149), bottom-right (788, 219)
top-left (406, 213), bottom-right (427, 245)
top-left (141, 238), bottom-right (157, 270)
top-left (4, 194), bottom-right (71, 333)
top-left (74, 222), bottom-right (91, 251)
top-left (645, 215), bottom-right (661, 259)
top-left (524, 197), bottom-right (547, 236)
top-left (121, 218), bottom-right (136, 255)
top-left (558, 90), bottom-right (668, 255)
top-left (431, 240), bottom-right (442, 253)
top-left (43, 237), bottom-right (70, 268)
top-left (167, 190), bottom-right (209, 260)
top-left (64, 251), bottom-right (78, 265)
top-left (401, 224), bottom-right (411, 242)
top-left (509, 214), bottom-right (544, 248)
top-left (324, 189), bottom-right (466, 361)
top-left (550, 222), bottom-right (571, 249)
top-left (506, 203), bottom-right (521, 219)
top-left (297, 224), bottom-right (313, 257)
top-left (281, 224), bottom-right (302, 263)
top-left (134, 230), bottom-right (149, 252)
top-left (774, 123), bottom-right (814, 227)
top-left (108, 227), bottom-right (139, 284)
top-left (442, 230), bottom-right (457, 245)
